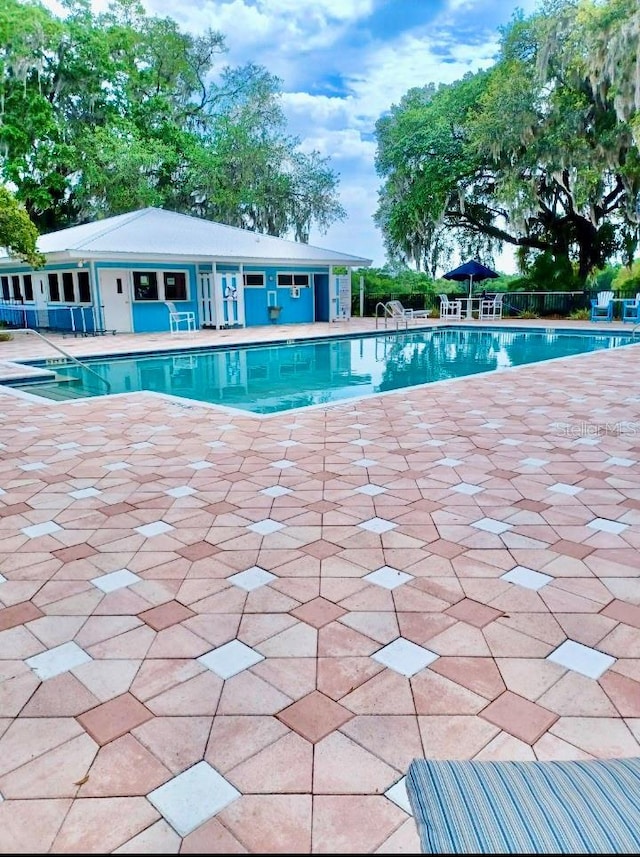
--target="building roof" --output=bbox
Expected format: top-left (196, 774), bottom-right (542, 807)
top-left (1, 208), bottom-right (371, 268)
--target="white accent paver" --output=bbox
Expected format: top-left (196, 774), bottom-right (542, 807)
top-left (131, 441), bottom-right (154, 450)
top-left (20, 462), bottom-right (47, 471)
top-left (188, 461), bottom-right (213, 470)
top-left (198, 640), bottom-right (265, 679)
top-left (372, 638), bottom-right (438, 677)
top-left (350, 438), bottom-right (372, 446)
top-left (353, 458), bottom-right (378, 467)
top-left (21, 521), bottom-right (62, 538)
top-left (147, 761), bottom-right (240, 836)
top-left (228, 566), bottom-right (277, 591)
top-left (358, 518), bottom-right (397, 534)
top-left (520, 458), bottom-right (549, 467)
top-left (206, 441), bottom-right (227, 448)
top-left (451, 483), bottom-right (484, 495)
top-left (498, 438), bottom-right (522, 446)
top-left (26, 641), bottom-right (92, 681)
top-left (587, 518), bottom-right (628, 535)
top-left (424, 439), bottom-right (445, 446)
top-left (548, 483), bottom-right (583, 496)
top-left (501, 566), bottom-right (553, 591)
top-left (57, 442), bottom-right (80, 450)
top-left (0, 573), bottom-right (7, 584)
top-left (546, 639), bottom-right (616, 680)
top-left (103, 462), bottom-right (130, 471)
top-left (91, 569), bottom-right (142, 593)
top-left (435, 458), bottom-right (462, 467)
top-left (165, 486), bottom-right (197, 498)
top-left (260, 485), bottom-right (292, 497)
top-left (471, 518), bottom-right (512, 534)
top-left (277, 440), bottom-right (300, 447)
top-left (69, 487), bottom-right (101, 499)
top-left (247, 519), bottom-right (285, 535)
top-left (135, 521), bottom-right (175, 537)
top-left (364, 566), bottom-right (413, 590)
top-left (385, 776), bottom-right (412, 815)
top-left (605, 457), bottom-right (635, 467)
top-left (270, 459), bottom-right (296, 469)
top-left (354, 484), bottom-right (387, 496)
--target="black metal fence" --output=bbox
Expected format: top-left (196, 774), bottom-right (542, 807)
top-left (353, 289), bottom-right (640, 319)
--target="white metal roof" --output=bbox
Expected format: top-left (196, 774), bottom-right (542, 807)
top-left (1, 208), bottom-right (371, 267)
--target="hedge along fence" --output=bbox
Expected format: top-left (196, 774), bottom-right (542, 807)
top-left (352, 289), bottom-right (640, 318)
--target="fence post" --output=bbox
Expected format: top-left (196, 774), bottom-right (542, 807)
top-left (359, 276), bottom-right (364, 318)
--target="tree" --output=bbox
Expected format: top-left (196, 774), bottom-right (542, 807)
top-left (0, 0), bottom-right (345, 240)
top-left (374, 0), bottom-right (640, 283)
top-left (0, 186), bottom-right (45, 267)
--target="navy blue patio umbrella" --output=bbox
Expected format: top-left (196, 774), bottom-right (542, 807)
top-left (443, 260), bottom-right (499, 302)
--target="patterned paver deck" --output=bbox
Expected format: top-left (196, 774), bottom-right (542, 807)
top-left (0, 319), bottom-right (639, 853)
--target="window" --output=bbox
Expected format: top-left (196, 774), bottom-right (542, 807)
top-left (132, 270), bottom-right (189, 301)
top-left (48, 273), bottom-right (60, 302)
top-left (62, 272), bottom-right (75, 303)
top-left (77, 271), bottom-right (91, 303)
top-left (23, 275), bottom-right (33, 302)
top-left (163, 272), bottom-right (187, 301)
top-left (243, 273), bottom-right (265, 288)
top-left (0, 276), bottom-right (9, 301)
top-left (133, 271), bottom-right (158, 301)
top-left (277, 273), bottom-right (310, 288)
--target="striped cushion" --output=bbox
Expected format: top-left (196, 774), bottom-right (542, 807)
top-left (406, 757), bottom-right (640, 854)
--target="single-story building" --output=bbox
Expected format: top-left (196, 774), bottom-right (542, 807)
top-left (0, 207), bottom-right (371, 334)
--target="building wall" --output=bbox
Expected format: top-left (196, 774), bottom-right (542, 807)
top-left (1, 258), bottom-right (336, 333)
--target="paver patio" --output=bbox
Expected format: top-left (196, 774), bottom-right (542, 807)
top-left (0, 319), bottom-right (639, 853)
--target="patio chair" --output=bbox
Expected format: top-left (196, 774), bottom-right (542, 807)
top-left (166, 301), bottom-right (196, 333)
top-left (622, 292), bottom-right (640, 323)
top-left (438, 294), bottom-right (462, 320)
top-left (406, 756), bottom-right (640, 854)
top-left (590, 290), bottom-right (614, 322)
top-left (385, 300), bottom-right (431, 321)
top-left (478, 293), bottom-right (503, 321)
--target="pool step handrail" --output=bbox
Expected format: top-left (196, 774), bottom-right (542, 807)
top-left (375, 301), bottom-right (408, 330)
top-left (11, 329), bottom-right (111, 392)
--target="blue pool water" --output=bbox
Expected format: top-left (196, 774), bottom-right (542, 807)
top-left (7, 327), bottom-right (636, 414)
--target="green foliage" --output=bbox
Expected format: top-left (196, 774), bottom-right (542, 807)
top-left (374, 0), bottom-right (640, 284)
top-left (0, 186), bottom-right (45, 267)
top-left (518, 309), bottom-right (540, 319)
top-left (0, 0), bottom-right (345, 239)
top-left (351, 266), bottom-right (436, 296)
top-left (569, 308), bottom-right (591, 320)
top-left (612, 260), bottom-right (640, 293)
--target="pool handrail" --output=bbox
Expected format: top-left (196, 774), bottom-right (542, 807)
top-left (10, 328), bottom-right (111, 392)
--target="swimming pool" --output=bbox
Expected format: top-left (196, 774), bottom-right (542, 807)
top-left (5, 326), bottom-right (636, 414)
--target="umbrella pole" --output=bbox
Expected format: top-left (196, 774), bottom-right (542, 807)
top-left (467, 274), bottom-right (473, 319)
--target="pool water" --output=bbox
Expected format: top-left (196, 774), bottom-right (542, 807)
top-left (7, 327), bottom-right (636, 414)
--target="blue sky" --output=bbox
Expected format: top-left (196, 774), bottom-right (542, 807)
top-left (47, 0), bottom-right (541, 271)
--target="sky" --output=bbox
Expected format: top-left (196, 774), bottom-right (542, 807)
top-left (47, 0), bottom-right (541, 273)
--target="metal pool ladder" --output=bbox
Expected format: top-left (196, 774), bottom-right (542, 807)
top-left (375, 301), bottom-right (409, 330)
top-left (11, 328), bottom-right (111, 392)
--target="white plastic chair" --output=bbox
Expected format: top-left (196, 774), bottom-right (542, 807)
top-left (166, 301), bottom-right (196, 333)
top-left (622, 292), bottom-right (640, 323)
top-left (439, 294), bottom-right (462, 320)
top-left (479, 294), bottom-right (503, 321)
top-left (590, 291), bottom-right (614, 322)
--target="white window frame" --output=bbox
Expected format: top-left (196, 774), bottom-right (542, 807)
top-left (243, 272), bottom-right (266, 288)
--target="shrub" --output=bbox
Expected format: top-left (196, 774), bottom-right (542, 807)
top-left (518, 309), bottom-right (539, 319)
top-left (568, 308), bottom-right (590, 320)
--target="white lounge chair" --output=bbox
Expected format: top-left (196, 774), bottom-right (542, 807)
top-left (438, 294), bottom-right (462, 320)
top-left (385, 300), bottom-right (431, 321)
